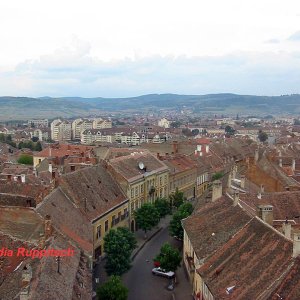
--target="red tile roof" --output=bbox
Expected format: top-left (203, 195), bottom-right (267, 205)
top-left (198, 217), bottom-right (293, 300)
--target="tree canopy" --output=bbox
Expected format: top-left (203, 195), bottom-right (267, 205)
top-left (97, 276), bottom-right (128, 300)
top-left (169, 188), bottom-right (185, 209)
top-left (169, 202), bottom-right (194, 240)
top-left (17, 154), bottom-right (33, 165)
top-left (134, 203), bottom-right (160, 236)
top-left (104, 227), bottom-right (137, 276)
top-left (258, 130), bottom-right (268, 142)
top-left (154, 198), bottom-right (171, 218)
top-left (154, 243), bottom-right (181, 272)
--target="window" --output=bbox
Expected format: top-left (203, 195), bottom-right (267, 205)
top-left (96, 225), bottom-right (101, 239)
top-left (105, 220), bottom-right (108, 232)
top-left (131, 188), bottom-right (134, 198)
top-left (141, 184), bottom-right (144, 193)
top-left (118, 211), bottom-right (121, 222)
top-left (135, 186), bottom-right (138, 196)
top-left (112, 215), bottom-right (116, 226)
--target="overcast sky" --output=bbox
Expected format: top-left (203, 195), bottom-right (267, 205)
top-left (1, 0), bottom-right (300, 97)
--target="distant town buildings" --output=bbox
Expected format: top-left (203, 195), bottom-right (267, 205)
top-left (27, 118), bottom-right (49, 127)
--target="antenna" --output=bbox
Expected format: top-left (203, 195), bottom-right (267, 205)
top-left (138, 162), bottom-right (145, 170)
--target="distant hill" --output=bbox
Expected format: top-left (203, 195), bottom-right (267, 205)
top-left (0, 93), bottom-right (300, 121)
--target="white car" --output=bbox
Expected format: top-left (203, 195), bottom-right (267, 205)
top-left (152, 267), bottom-right (175, 279)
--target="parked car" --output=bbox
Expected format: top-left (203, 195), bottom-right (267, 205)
top-left (152, 267), bottom-right (175, 279)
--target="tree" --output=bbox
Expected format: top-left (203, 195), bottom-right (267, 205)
top-left (191, 129), bottom-right (200, 136)
top-left (178, 202), bottom-right (193, 215)
top-left (154, 198), bottom-right (171, 218)
top-left (170, 121), bottom-right (182, 128)
top-left (104, 227), bottom-right (137, 276)
top-left (258, 130), bottom-right (268, 142)
top-left (97, 276), bottom-right (128, 300)
top-left (31, 136), bottom-right (39, 142)
top-left (34, 141), bottom-right (42, 151)
top-left (115, 227), bottom-right (137, 252)
top-left (17, 154), bottom-right (33, 165)
top-left (169, 202), bottom-right (193, 240)
top-left (225, 126), bottom-right (235, 136)
top-left (154, 243), bottom-right (181, 272)
top-left (211, 172), bottom-right (223, 181)
top-left (169, 188), bottom-right (185, 209)
top-left (134, 203), bottom-right (160, 238)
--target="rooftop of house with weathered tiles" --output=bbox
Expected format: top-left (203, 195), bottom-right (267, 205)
top-left (36, 144), bottom-right (95, 158)
top-left (197, 217), bottom-right (294, 300)
top-left (0, 206), bottom-right (44, 243)
top-left (36, 188), bottom-right (93, 254)
top-left (109, 150), bottom-right (169, 182)
top-left (182, 195), bottom-right (251, 261)
top-left (239, 191), bottom-right (300, 223)
top-left (58, 163), bottom-right (128, 220)
top-left (0, 234), bottom-right (92, 300)
top-left (158, 154), bottom-right (197, 175)
top-left (268, 256), bottom-right (300, 300)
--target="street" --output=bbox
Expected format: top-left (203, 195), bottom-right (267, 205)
top-left (122, 224), bottom-right (193, 300)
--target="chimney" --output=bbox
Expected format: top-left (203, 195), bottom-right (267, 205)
top-left (258, 205), bottom-right (273, 226)
top-left (255, 149), bottom-right (259, 163)
top-left (196, 145), bottom-right (202, 152)
top-left (260, 184), bottom-right (265, 194)
top-left (205, 144), bottom-right (209, 153)
top-left (7, 174), bottom-right (12, 181)
top-left (240, 175), bottom-right (245, 188)
top-left (44, 215), bottom-right (52, 239)
top-left (293, 232), bottom-right (300, 258)
top-left (292, 159), bottom-right (296, 172)
top-left (233, 190), bottom-right (239, 206)
top-left (282, 219), bottom-right (291, 239)
top-left (172, 141), bottom-right (178, 154)
top-left (279, 158), bottom-right (283, 168)
top-left (20, 264), bottom-right (32, 300)
top-left (156, 153), bottom-right (160, 159)
top-left (49, 163), bottom-right (53, 173)
top-left (212, 180), bottom-right (222, 202)
top-left (21, 174), bottom-right (26, 183)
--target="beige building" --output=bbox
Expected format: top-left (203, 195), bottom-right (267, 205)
top-left (51, 119), bottom-right (72, 141)
top-left (93, 118), bottom-right (112, 129)
top-left (158, 118), bottom-right (170, 128)
top-left (108, 150), bottom-right (169, 231)
top-left (72, 118), bottom-right (93, 139)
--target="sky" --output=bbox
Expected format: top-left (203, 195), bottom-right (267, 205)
top-left (0, 0), bottom-right (300, 97)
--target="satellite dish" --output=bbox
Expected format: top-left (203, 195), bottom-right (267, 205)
top-left (138, 162), bottom-right (145, 170)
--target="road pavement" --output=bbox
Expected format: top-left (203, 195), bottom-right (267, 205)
top-left (122, 224), bottom-right (193, 300)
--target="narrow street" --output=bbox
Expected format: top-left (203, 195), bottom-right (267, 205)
top-left (122, 223), bottom-right (193, 300)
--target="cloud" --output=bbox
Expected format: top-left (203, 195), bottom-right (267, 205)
top-left (264, 38), bottom-right (280, 44)
top-left (288, 31), bottom-right (300, 41)
top-left (1, 47), bottom-right (300, 97)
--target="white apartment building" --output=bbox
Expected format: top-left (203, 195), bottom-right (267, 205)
top-left (72, 118), bottom-right (93, 139)
top-left (93, 118), bottom-right (112, 129)
top-left (28, 119), bottom-right (49, 127)
top-left (51, 119), bottom-right (72, 141)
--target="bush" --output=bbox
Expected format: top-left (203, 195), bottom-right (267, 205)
top-left (17, 154), bottom-right (33, 165)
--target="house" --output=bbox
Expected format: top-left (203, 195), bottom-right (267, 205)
top-left (108, 150), bottom-right (169, 231)
top-left (36, 164), bottom-right (129, 260)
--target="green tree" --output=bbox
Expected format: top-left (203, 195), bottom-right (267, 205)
top-left (169, 188), bottom-right (185, 208)
top-left (116, 227), bottom-right (137, 252)
top-left (154, 198), bottom-right (171, 218)
top-left (97, 276), bottom-right (128, 300)
top-left (154, 243), bottom-right (181, 272)
top-left (170, 121), bottom-right (182, 128)
top-left (258, 130), bottom-right (268, 142)
top-left (178, 202), bottom-right (193, 215)
top-left (104, 227), bottom-right (136, 276)
top-left (211, 172), bottom-right (224, 181)
top-left (17, 154), bottom-right (33, 165)
top-left (225, 125), bottom-right (235, 136)
top-left (169, 202), bottom-right (193, 240)
top-left (34, 141), bottom-right (42, 151)
top-left (134, 203), bottom-right (160, 238)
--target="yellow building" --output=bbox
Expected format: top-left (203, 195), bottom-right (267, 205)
top-left (159, 154), bottom-right (197, 200)
top-left (108, 150), bottom-right (169, 231)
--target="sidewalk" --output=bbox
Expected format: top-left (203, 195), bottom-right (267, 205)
top-left (131, 215), bottom-right (171, 260)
